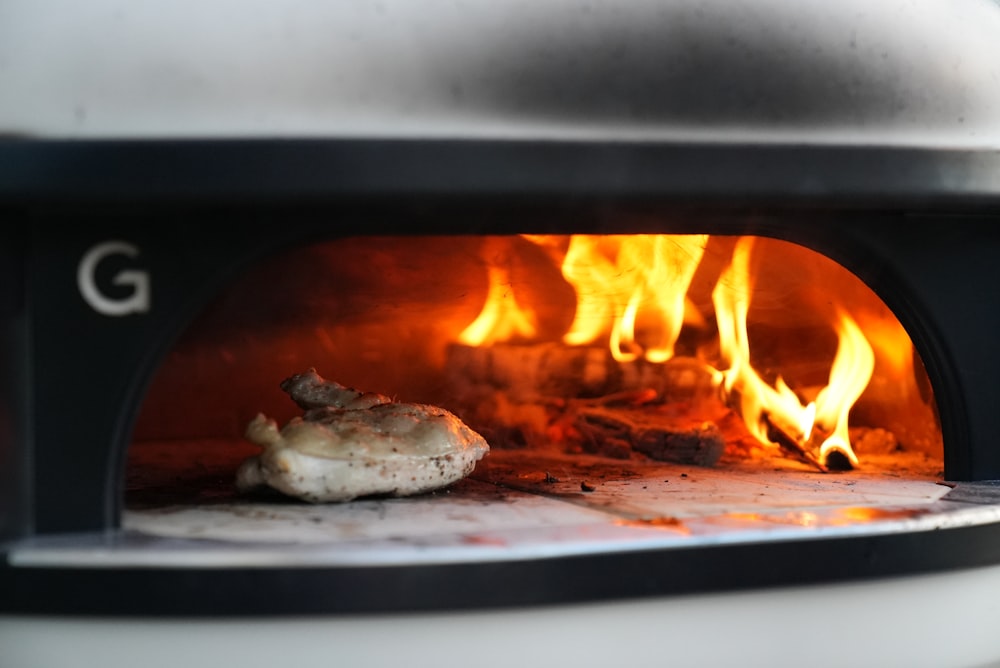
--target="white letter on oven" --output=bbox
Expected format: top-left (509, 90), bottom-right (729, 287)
top-left (77, 241), bottom-right (151, 316)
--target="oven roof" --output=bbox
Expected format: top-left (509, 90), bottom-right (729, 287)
top-left (2, 0), bottom-right (1000, 147)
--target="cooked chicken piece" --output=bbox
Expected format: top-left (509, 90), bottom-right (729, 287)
top-left (236, 370), bottom-right (489, 502)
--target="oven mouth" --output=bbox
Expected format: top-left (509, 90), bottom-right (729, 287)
top-left (114, 226), bottom-right (954, 570)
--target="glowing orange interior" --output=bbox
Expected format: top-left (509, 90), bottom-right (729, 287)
top-left (134, 234), bottom-right (943, 470)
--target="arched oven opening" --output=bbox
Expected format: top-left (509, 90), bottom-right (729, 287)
top-left (124, 224), bottom-right (949, 575)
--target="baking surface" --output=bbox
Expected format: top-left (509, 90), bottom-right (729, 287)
top-left (113, 439), bottom-right (990, 567)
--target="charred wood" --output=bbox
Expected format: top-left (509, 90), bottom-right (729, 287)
top-left (446, 343), bottom-right (718, 403)
top-left (762, 412), bottom-right (828, 473)
top-left (572, 404), bottom-right (725, 466)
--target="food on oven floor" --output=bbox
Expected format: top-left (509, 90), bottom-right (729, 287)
top-left (235, 369), bottom-right (490, 502)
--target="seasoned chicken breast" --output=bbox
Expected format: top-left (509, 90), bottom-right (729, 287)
top-left (236, 370), bottom-right (489, 502)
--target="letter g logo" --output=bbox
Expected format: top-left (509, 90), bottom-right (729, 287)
top-left (77, 241), bottom-right (151, 316)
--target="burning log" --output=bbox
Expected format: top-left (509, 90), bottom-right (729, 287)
top-left (571, 403), bottom-right (725, 466)
top-left (445, 343), bottom-right (719, 404)
top-left (762, 412), bottom-right (828, 472)
top-left (446, 343), bottom-right (729, 465)
top-left (823, 449), bottom-right (854, 472)
top-left (761, 412), bottom-right (858, 472)
top-left (446, 340), bottom-right (881, 471)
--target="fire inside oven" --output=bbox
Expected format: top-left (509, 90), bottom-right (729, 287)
top-left (123, 230), bottom-right (946, 551)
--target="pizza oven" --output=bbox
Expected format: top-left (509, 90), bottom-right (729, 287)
top-left (3, 0), bottom-right (1000, 665)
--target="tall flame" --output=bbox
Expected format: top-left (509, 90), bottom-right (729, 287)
top-left (712, 237), bottom-right (874, 465)
top-left (712, 237), bottom-right (814, 446)
top-left (813, 312), bottom-right (875, 466)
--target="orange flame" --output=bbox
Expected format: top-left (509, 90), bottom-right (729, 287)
top-left (813, 312), bottom-right (874, 466)
top-left (458, 241), bottom-right (537, 346)
top-left (460, 233), bottom-right (881, 466)
top-left (712, 237), bottom-right (815, 447)
top-left (712, 237), bottom-right (874, 464)
top-left (559, 234), bottom-right (708, 363)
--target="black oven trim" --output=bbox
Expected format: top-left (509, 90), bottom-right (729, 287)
top-left (2, 138), bottom-right (1000, 209)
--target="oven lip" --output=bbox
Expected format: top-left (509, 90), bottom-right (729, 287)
top-left (4, 495), bottom-right (1000, 616)
top-left (1, 138), bottom-right (1000, 210)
